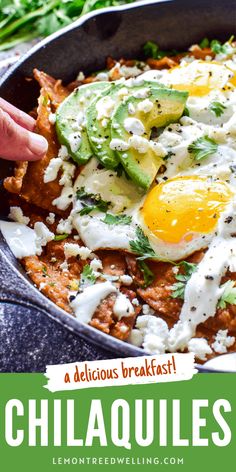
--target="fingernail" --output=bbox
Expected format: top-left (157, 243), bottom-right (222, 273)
top-left (29, 133), bottom-right (48, 156)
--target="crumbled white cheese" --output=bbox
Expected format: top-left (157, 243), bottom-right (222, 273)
top-left (68, 132), bottom-right (81, 153)
top-left (39, 282), bottom-right (47, 291)
top-left (128, 102), bottom-right (136, 115)
top-left (142, 304), bottom-right (155, 316)
top-left (128, 135), bottom-right (149, 153)
top-left (76, 71), bottom-right (85, 81)
top-left (56, 215), bottom-right (73, 234)
top-left (96, 96), bottom-right (115, 120)
top-left (70, 281), bottom-right (116, 323)
top-left (48, 113), bottom-right (56, 124)
top-left (133, 88), bottom-right (150, 99)
top-left (119, 274), bottom-right (133, 285)
top-left (34, 222), bottom-right (54, 255)
top-left (132, 298), bottom-right (140, 306)
top-left (44, 157), bottom-right (63, 183)
top-left (124, 117), bottom-right (145, 136)
top-left (64, 243), bottom-right (91, 260)
top-left (113, 292), bottom-right (134, 320)
top-left (150, 141), bottom-right (167, 158)
top-left (137, 99), bottom-right (153, 113)
top-left (59, 162), bottom-right (76, 187)
top-left (188, 338), bottom-right (213, 361)
top-left (90, 258), bottom-right (103, 272)
top-left (96, 72), bottom-right (109, 81)
top-left (46, 212), bottom-right (55, 225)
top-left (211, 329), bottom-right (235, 354)
top-left (58, 145), bottom-right (69, 160)
top-left (60, 260), bottom-right (69, 272)
top-left (128, 328), bottom-right (143, 347)
top-left (53, 186), bottom-right (73, 211)
top-left (8, 206), bottom-right (30, 225)
top-left (133, 315), bottom-right (169, 355)
top-left (110, 139), bottom-right (130, 151)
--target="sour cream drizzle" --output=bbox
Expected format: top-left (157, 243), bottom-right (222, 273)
top-left (168, 198), bottom-right (236, 351)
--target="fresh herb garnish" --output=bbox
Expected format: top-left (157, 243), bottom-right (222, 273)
top-left (210, 36), bottom-right (235, 55)
top-left (171, 261), bottom-right (197, 299)
top-left (54, 233), bottom-right (68, 241)
top-left (199, 37), bottom-right (210, 49)
top-left (138, 260), bottom-right (155, 288)
top-left (42, 265), bottom-right (48, 276)
top-left (209, 101), bottom-right (226, 117)
top-left (130, 227), bottom-right (157, 261)
top-left (77, 186), bottom-right (110, 215)
top-left (103, 213), bottom-right (132, 226)
top-left (188, 135), bottom-right (218, 161)
top-left (80, 264), bottom-right (96, 286)
top-left (143, 40), bottom-right (178, 59)
top-left (0, 1), bottom-right (134, 51)
top-left (217, 280), bottom-right (236, 309)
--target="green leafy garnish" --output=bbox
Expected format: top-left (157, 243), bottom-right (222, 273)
top-left (80, 264), bottom-right (96, 286)
top-left (138, 260), bottom-right (155, 288)
top-left (54, 233), bottom-right (68, 241)
top-left (209, 101), bottom-right (226, 117)
top-left (103, 213), bottom-right (132, 226)
top-left (171, 261), bottom-right (197, 300)
top-left (217, 280), bottom-right (236, 309)
top-left (0, 1), bottom-right (134, 51)
top-left (199, 37), bottom-right (210, 49)
top-left (210, 37), bottom-right (235, 55)
top-left (143, 40), bottom-right (178, 59)
top-left (129, 227), bottom-right (157, 261)
top-left (77, 186), bottom-right (110, 215)
top-left (188, 135), bottom-right (218, 161)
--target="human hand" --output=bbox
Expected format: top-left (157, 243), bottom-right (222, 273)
top-left (0, 97), bottom-right (48, 161)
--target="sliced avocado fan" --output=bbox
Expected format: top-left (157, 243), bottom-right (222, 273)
top-left (86, 80), bottom-right (165, 170)
top-left (111, 87), bottom-right (188, 190)
top-left (56, 81), bottom-right (110, 165)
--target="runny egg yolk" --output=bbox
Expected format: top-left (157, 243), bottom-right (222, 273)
top-left (164, 60), bottom-right (234, 97)
top-left (141, 176), bottom-right (233, 244)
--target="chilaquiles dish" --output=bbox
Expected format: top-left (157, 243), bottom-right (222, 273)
top-left (1, 38), bottom-right (236, 362)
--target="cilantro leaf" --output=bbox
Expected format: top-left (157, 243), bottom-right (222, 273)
top-left (199, 37), bottom-right (210, 49)
top-left (80, 264), bottom-right (96, 286)
top-left (217, 280), bottom-right (236, 309)
top-left (138, 260), bottom-right (155, 288)
top-left (103, 213), bottom-right (132, 226)
top-left (54, 233), bottom-right (68, 241)
top-left (171, 261), bottom-right (197, 300)
top-left (143, 40), bottom-right (178, 59)
top-left (188, 135), bottom-right (218, 161)
top-left (129, 227), bottom-right (156, 261)
top-left (77, 186), bottom-right (110, 215)
top-left (209, 101), bottom-right (226, 117)
top-left (210, 38), bottom-right (234, 55)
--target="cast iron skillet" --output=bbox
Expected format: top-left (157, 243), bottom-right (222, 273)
top-left (0, 0), bottom-right (236, 371)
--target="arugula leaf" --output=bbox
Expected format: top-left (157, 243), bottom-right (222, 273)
top-left (217, 280), bottom-right (236, 309)
top-left (188, 135), bottom-right (218, 161)
top-left (77, 186), bottom-right (110, 215)
top-left (138, 260), bottom-right (155, 288)
top-left (209, 101), bottom-right (226, 117)
top-left (80, 264), bottom-right (96, 286)
top-left (54, 233), bottom-right (68, 241)
top-left (103, 213), bottom-right (132, 226)
top-left (171, 261), bottom-right (197, 300)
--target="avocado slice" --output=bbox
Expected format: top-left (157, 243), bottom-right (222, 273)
top-left (56, 81), bottom-right (110, 165)
top-left (86, 80), bottom-right (165, 170)
top-left (111, 87), bottom-right (188, 190)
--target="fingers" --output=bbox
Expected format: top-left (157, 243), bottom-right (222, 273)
top-left (0, 97), bottom-right (35, 131)
top-left (0, 108), bottom-right (48, 161)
